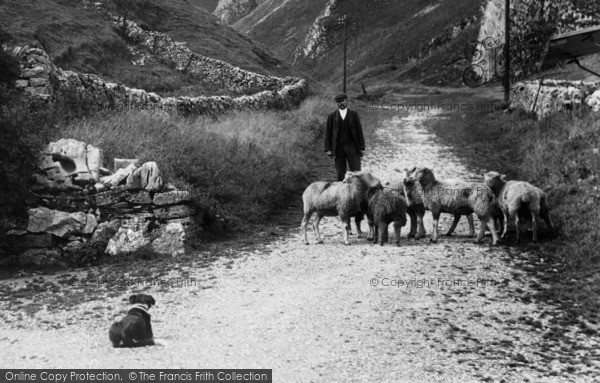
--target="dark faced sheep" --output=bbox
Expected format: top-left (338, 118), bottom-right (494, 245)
top-left (365, 185), bottom-right (408, 246)
top-left (484, 171), bottom-right (555, 242)
top-left (301, 171), bottom-right (382, 245)
top-left (409, 167), bottom-right (499, 245)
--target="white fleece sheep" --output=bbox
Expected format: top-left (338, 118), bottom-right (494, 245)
top-left (301, 171), bottom-right (382, 245)
top-left (484, 171), bottom-right (555, 242)
top-left (397, 168), bottom-right (475, 238)
top-left (365, 185), bottom-right (408, 246)
top-left (410, 167), bottom-right (499, 245)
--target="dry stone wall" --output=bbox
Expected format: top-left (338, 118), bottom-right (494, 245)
top-left (5, 139), bottom-right (207, 268)
top-left (8, 16), bottom-right (308, 115)
top-left (511, 80), bottom-right (600, 118)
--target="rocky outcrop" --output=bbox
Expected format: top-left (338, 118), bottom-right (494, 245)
top-left (151, 222), bottom-right (186, 257)
top-left (214, 0), bottom-right (266, 25)
top-left (473, 0), bottom-right (600, 84)
top-left (511, 79), bottom-right (600, 118)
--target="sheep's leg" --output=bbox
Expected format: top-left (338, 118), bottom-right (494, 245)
top-left (301, 209), bottom-right (313, 245)
top-left (486, 217), bottom-right (498, 245)
top-left (541, 209), bottom-right (555, 237)
top-left (501, 211), bottom-right (509, 239)
top-left (340, 217), bottom-right (351, 245)
top-left (354, 214), bottom-right (364, 238)
top-left (430, 212), bottom-right (440, 243)
top-left (476, 216), bottom-right (496, 244)
top-left (394, 221), bottom-right (402, 247)
top-left (416, 212), bottom-right (426, 239)
top-left (514, 213), bottom-right (520, 243)
top-left (407, 210), bottom-right (417, 238)
top-left (314, 214), bottom-right (324, 244)
top-left (373, 225), bottom-right (379, 245)
top-left (445, 214), bottom-right (461, 236)
top-left (467, 214), bottom-right (475, 237)
top-left (378, 221), bottom-right (388, 246)
top-left (531, 211), bottom-right (539, 242)
top-left (367, 220), bottom-right (375, 241)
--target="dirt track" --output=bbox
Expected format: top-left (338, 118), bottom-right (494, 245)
top-left (1, 103), bottom-right (599, 382)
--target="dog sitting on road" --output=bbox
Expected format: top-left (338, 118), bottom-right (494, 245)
top-left (109, 294), bottom-right (165, 347)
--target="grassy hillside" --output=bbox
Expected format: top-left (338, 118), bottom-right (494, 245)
top-left (189, 0), bottom-right (221, 12)
top-left (0, 0), bottom-right (290, 96)
top-left (233, 0), bottom-right (483, 86)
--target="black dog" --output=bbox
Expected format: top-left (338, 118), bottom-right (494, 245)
top-left (109, 294), bottom-right (163, 347)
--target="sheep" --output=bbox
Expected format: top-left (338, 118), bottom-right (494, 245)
top-left (365, 185), bottom-right (408, 246)
top-left (384, 169), bottom-right (426, 239)
top-left (301, 171), bottom-right (382, 245)
top-left (484, 171), bottom-right (555, 242)
top-left (409, 167), bottom-right (499, 245)
top-left (396, 168), bottom-right (475, 239)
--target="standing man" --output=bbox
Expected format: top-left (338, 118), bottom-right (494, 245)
top-left (324, 93), bottom-right (366, 181)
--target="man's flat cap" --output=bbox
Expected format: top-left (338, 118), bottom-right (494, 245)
top-left (334, 93), bottom-right (348, 101)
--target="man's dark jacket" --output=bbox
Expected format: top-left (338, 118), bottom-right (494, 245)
top-left (324, 109), bottom-right (365, 157)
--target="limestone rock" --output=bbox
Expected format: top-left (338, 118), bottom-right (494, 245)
top-left (34, 139), bottom-right (102, 190)
top-left (151, 222), bottom-right (185, 256)
top-left (91, 220), bottom-right (121, 244)
top-left (100, 163), bottom-right (137, 188)
top-left (125, 191), bottom-right (152, 204)
top-left (106, 217), bottom-right (150, 256)
top-left (153, 190), bottom-right (191, 205)
top-left (26, 207), bottom-right (97, 237)
top-left (126, 168), bottom-right (142, 189)
top-left (140, 162), bottom-right (163, 191)
top-left (154, 205), bottom-right (196, 220)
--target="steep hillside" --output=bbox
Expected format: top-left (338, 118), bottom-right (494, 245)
top-left (218, 0), bottom-right (483, 86)
top-left (217, 0), bottom-right (600, 87)
top-left (189, 0), bottom-right (221, 13)
top-left (0, 0), bottom-right (290, 96)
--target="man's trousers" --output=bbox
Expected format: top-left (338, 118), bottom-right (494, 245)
top-left (335, 143), bottom-right (361, 181)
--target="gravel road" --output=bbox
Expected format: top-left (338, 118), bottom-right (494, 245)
top-left (1, 106), bottom-right (599, 382)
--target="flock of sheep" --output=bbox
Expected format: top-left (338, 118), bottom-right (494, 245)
top-left (301, 168), bottom-right (555, 246)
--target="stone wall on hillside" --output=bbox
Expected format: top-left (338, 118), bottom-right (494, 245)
top-left (8, 14), bottom-right (308, 115)
top-left (11, 45), bottom-right (307, 115)
top-left (511, 80), bottom-right (600, 118)
top-left (116, 15), bottom-right (282, 94)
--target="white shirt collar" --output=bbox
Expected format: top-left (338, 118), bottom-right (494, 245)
top-left (339, 108), bottom-right (347, 120)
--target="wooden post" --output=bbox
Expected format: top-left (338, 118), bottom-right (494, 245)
top-left (503, 0), bottom-right (510, 104)
top-left (343, 15), bottom-right (347, 93)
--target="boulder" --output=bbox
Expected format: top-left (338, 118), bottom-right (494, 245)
top-left (106, 217), bottom-right (150, 256)
top-left (91, 220), bottom-right (121, 244)
top-left (34, 139), bottom-right (102, 190)
top-left (100, 163), bottom-right (137, 188)
top-left (140, 162), bottom-right (163, 191)
top-left (26, 207), bottom-right (97, 238)
top-left (151, 222), bottom-right (185, 256)
top-left (125, 168), bottom-right (143, 189)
